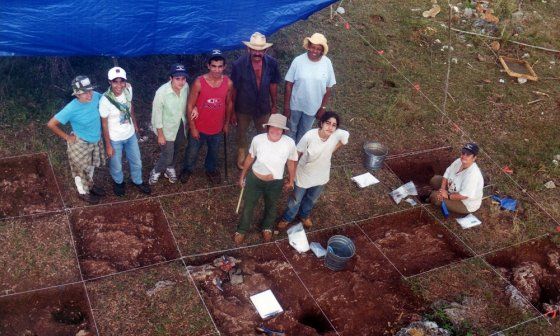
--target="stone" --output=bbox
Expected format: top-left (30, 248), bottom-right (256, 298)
top-left (505, 285), bottom-right (534, 312)
top-left (146, 280), bottom-right (176, 297)
top-left (395, 320), bottom-right (451, 336)
top-left (511, 261), bottom-right (544, 303)
top-left (547, 251), bottom-right (560, 272)
top-left (544, 181), bottom-right (556, 189)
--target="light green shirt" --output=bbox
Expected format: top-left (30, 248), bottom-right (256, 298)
top-left (151, 81), bottom-right (189, 141)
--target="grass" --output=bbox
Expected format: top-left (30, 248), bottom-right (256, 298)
top-left (0, 0), bottom-right (559, 334)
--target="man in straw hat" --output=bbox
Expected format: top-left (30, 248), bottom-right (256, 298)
top-left (284, 32), bottom-right (336, 143)
top-left (235, 114), bottom-right (298, 245)
top-left (231, 32), bottom-right (281, 169)
top-left (47, 75), bottom-right (106, 204)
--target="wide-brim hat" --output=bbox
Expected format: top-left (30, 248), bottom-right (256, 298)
top-left (262, 114), bottom-right (289, 130)
top-left (71, 75), bottom-right (95, 96)
top-left (242, 32), bottom-right (273, 51)
top-left (303, 33), bottom-right (329, 55)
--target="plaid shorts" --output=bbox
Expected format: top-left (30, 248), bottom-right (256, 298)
top-left (66, 137), bottom-right (105, 187)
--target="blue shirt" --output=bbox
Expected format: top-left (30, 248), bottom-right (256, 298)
top-left (55, 91), bottom-right (102, 143)
top-left (231, 54), bottom-right (280, 116)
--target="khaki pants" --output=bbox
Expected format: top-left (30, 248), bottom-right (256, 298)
top-left (429, 175), bottom-right (469, 215)
top-left (236, 113), bottom-right (269, 154)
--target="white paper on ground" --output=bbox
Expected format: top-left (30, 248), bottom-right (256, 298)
top-left (405, 198), bottom-right (417, 206)
top-left (287, 223), bottom-right (310, 253)
top-left (310, 242), bottom-right (327, 258)
top-left (456, 214), bottom-right (482, 229)
top-left (390, 181), bottom-right (418, 204)
top-left (250, 289), bottom-right (284, 319)
top-left (351, 172), bottom-right (380, 188)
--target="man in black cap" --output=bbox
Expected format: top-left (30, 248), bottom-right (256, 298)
top-left (149, 64), bottom-right (189, 185)
top-left (428, 143), bottom-right (484, 214)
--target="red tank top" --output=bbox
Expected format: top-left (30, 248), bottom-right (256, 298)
top-left (195, 75), bottom-right (229, 135)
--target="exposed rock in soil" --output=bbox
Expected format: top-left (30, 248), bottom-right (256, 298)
top-left (146, 280), bottom-right (176, 297)
top-left (188, 254), bottom-right (335, 335)
top-left (511, 261), bottom-right (544, 304)
top-left (395, 320), bottom-right (451, 336)
top-left (547, 251), bottom-right (560, 272)
top-left (505, 285), bottom-right (534, 312)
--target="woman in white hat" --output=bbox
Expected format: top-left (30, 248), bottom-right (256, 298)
top-left (236, 114), bottom-right (298, 245)
top-left (284, 33), bottom-right (336, 143)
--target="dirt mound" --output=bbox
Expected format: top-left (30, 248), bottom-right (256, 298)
top-left (70, 200), bottom-right (178, 279)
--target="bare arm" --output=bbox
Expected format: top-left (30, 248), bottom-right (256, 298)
top-left (315, 86), bottom-right (332, 120)
top-left (283, 81), bottom-right (293, 118)
top-left (47, 117), bottom-right (76, 143)
top-left (187, 79), bottom-right (202, 139)
top-left (284, 159), bottom-right (296, 190)
top-left (101, 117), bottom-right (113, 157)
top-left (239, 154), bottom-right (256, 188)
top-left (269, 83), bottom-right (278, 114)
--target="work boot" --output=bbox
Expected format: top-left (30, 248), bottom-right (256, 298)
top-left (90, 185), bottom-right (106, 197)
top-left (206, 170), bottom-right (222, 185)
top-left (237, 148), bottom-right (246, 170)
top-left (179, 170), bottom-right (191, 184)
top-left (277, 219), bottom-right (290, 230)
top-left (113, 181), bottom-right (126, 197)
top-left (262, 230), bottom-right (273, 243)
top-left (164, 168), bottom-right (178, 183)
top-left (234, 232), bottom-right (245, 246)
top-left (134, 182), bottom-right (151, 195)
top-left (301, 217), bottom-right (313, 229)
top-left (78, 193), bottom-right (100, 205)
top-left (148, 169), bottom-right (160, 185)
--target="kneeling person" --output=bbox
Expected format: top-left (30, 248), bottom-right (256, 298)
top-left (429, 143), bottom-right (484, 214)
top-left (100, 67), bottom-right (151, 196)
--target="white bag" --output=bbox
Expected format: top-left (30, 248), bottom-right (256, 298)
top-left (287, 223), bottom-right (310, 253)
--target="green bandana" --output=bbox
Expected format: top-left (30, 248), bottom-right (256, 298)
top-left (104, 85), bottom-right (132, 124)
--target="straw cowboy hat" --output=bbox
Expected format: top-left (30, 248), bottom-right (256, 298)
top-left (262, 114), bottom-right (289, 130)
top-left (303, 33), bottom-right (329, 55)
top-left (242, 32), bottom-right (273, 50)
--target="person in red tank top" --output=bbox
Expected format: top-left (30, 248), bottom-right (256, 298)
top-left (180, 50), bottom-right (233, 184)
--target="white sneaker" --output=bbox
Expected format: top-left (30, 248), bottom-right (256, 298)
top-left (148, 169), bottom-right (161, 185)
top-left (164, 168), bottom-right (177, 183)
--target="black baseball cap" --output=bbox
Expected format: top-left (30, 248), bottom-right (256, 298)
top-left (169, 63), bottom-right (188, 77)
top-left (462, 143), bottom-right (479, 156)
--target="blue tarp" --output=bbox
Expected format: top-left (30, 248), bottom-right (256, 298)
top-left (0, 0), bottom-right (337, 56)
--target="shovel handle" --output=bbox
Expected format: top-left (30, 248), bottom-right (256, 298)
top-left (236, 186), bottom-right (245, 214)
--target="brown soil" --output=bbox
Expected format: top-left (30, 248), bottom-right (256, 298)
top-left (0, 213), bottom-right (80, 295)
top-left (277, 224), bottom-right (426, 335)
top-left (69, 199), bottom-right (179, 279)
top-left (483, 237), bottom-right (560, 313)
top-left (359, 208), bottom-right (472, 276)
top-left (0, 283), bottom-right (94, 335)
top-left (186, 245), bottom-right (335, 336)
top-left (87, 261), bottom-right (215, 335)
top-left (411, 258), bottom-right (540, 334)
top-left (385, 147), bottom-right (456, 199)
top-left (0, 153), bottom-right (63, 218)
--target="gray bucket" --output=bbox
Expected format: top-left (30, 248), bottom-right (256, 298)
top-left (363, 142), bottom-right (388, 170)
top-left (324, 235), bottom-right (356, 271)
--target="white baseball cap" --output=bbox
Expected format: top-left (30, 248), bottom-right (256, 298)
top-left (108, 67), bottom-right (127, 81)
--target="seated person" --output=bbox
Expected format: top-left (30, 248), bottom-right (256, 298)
top-left (429, 143), bottom-right (484, 214)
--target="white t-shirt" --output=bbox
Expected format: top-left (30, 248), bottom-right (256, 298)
top-left (443, 158), bottom-right (484, 212)
top-left (99, 85), bottom-right (135, 141)
top-left (285, 53), bottom-right (336, 116)
top-left (296, 128), bottom-right (349, 188)
top-left (249, 133), bottom-right (298, 180)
